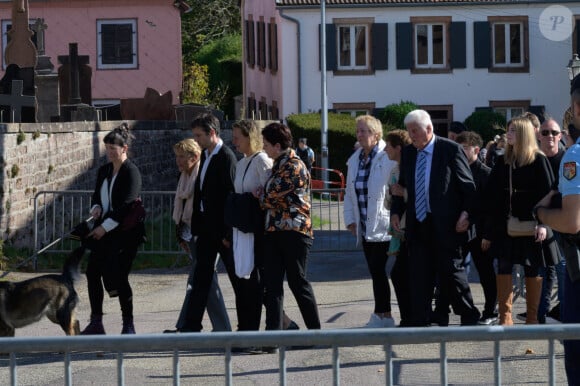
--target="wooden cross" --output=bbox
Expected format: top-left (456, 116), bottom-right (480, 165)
top-left (0, 79), bottom-right (36, 122)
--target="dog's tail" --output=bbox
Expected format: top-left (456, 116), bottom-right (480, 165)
top-left (62, 246), bottom-right (86, 283)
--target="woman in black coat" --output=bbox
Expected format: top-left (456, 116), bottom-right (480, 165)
top-left (81, 123), bottom-right (145, 335)
top-left (482, 116), bottom-right (560, 326)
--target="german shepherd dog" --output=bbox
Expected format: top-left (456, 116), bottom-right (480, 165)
top-left (0, 246), bottom-right (85, 337)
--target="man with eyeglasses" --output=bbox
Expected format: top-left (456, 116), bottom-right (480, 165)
top-left (535, 119), bottom-right (566, 324)
top-left (534, 74), bottom-right (580, 385)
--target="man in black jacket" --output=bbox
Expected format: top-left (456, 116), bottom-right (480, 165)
top-left (391, 110), bottom-right (480, 326)
top-left (456, 131), bottom-right (497, 325)
top-left (181, 113), bottom-right (241, 333)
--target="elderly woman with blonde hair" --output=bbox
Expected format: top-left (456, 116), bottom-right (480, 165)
top-left (163, 138), bottom-right (231, 333)
top-left (344, 115), bottom-right (397, 328)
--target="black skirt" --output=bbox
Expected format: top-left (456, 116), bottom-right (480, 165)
top-left (500, 227), bottom-right (561, 268)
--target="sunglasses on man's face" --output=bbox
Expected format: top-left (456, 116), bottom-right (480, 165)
top-left (540, 130), bottom-right (561, 137)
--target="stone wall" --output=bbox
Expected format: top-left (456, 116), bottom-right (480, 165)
top-left (0, 120), bottom-right (216, 248)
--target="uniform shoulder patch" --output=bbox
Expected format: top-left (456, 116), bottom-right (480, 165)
top-left (563, 161), bottom-right (577, 180)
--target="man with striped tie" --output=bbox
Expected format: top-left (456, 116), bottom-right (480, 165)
top-left (390, 109), bottom-right (481, 327)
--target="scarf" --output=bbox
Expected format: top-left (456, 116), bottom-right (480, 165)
top-left (172, 162), bottom-right (199, 225)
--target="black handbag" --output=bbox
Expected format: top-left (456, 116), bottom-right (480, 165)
top-left (120, 198), bottom-right (146, 231)
top-left (224, 192), bottom-right (264, 233)
top-left (224, 153), bottom-right (264, 234)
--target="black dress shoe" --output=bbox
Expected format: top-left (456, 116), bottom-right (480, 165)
top-left (231, 347), bottom-right (264, 354)
top-left (430, 314), bottom-right (449, 327)
top-left (261, 346), bottom-right (279, 354)
top-left (285, 321), bottom-right (300, 330)
top-left (163, 329), bottom-right (179, 334)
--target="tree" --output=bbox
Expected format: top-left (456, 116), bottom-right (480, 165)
top-left (193, 34), bottom-right (242, 117)
top-left (181, 0), bottom-right (241, 64)
top-left (379, 101), bottom-right (419, 131)
top-left (464, 110), bottom-right (506, 142)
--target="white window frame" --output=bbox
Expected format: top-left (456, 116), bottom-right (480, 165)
top-left (492, 22), bottom-right (524, 68)
top-left (336, 24), bottom-right (369, 70)
top-left (414, 23), bottom-right (446, 69)
top-left (97, 19), bottom-right (137, 70)
top-left (494, 106), bottom-right (525, 121)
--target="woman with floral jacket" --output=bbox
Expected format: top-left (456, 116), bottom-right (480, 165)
top-left (256, 122), bottom-right (321, 345)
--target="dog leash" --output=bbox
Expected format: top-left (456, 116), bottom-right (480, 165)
top-left (0, 217), bottom-right (93, 279)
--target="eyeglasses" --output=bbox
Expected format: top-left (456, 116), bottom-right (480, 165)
top-left (541, 130), bottom-right (561, 137)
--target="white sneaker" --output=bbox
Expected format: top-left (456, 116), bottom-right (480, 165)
top-left (382, 317), bottom-right (395, 328)
top-left (364, 313), bottom-right (384, 328)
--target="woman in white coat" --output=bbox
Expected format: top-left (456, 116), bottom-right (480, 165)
top-left (344, 115), bottom-right (397, 328)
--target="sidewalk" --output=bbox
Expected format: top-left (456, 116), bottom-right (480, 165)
top-left (1, 249), bottom-right (568, 385)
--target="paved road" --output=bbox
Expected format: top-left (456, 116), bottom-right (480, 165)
top-left (0, 248), bottom-right (568, 385)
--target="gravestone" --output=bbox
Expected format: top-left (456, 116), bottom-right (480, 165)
top-left (0, 64), bottom-right (36, 122)
top-left (33, 18), bottom-right (54, 74)
top-left (0, 79), bottom-right (36, 122)
top-left (5, 0), bottom-right (37, 68)
top-left (120, 88), bottom-right (173, 120)
top-left (58, 43), bottom-right (92, 105)
top-left (32, 18), bottom-right (59, 122)
top-left (58, 43), bottom-right (97, 121)
top-left (2, 0), bottom-right (38, 122)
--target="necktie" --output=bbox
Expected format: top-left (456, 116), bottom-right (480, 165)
top-left (415, 150), bottom-right (427, 222)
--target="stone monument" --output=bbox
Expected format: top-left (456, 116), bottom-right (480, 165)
top-left (58, 43), bottom-right (97, 121)
top-left (0, 0), bottom-right (38, 122)
top-left (5, 0), bottom-right (37, 68)
top-left (33, 17), bottom-right (59, 122)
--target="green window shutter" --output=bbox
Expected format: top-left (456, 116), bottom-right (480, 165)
top-left (396, 23), bottom-right (412, 70)
top-left (450, 22), bottom-right (466, 69)
top-left (319, 24), bottom-right (337, 71)
top-left (576, 19), bottom-right (580, 56)
top-left (474, 21), bottom-right (490, 69)
top-left (372, 23), bottom-right (388, 70)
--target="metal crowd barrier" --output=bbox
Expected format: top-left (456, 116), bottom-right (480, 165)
top-left (32, 189), bottom-right (355, 265)
top-left (32, 191), bottom-right (181, 267)
top-left (1, 325), bottom-right (577, 386)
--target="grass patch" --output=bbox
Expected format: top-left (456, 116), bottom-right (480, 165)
top-left (312, 214), bottom-right (330, 228)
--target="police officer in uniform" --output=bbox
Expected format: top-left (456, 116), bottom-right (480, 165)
top-left (534, 74), bottom-right (580, 385)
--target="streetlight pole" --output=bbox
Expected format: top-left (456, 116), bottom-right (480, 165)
top-left (320, 0), bottom-right (329, 174)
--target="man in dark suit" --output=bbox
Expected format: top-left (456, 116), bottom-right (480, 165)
top-left (181, 113), bottom-right (241, 332)
top-left (391, 109), bottom-right (481, 326)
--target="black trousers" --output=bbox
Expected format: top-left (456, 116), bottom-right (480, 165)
top-left (85, 227), bottom-right (140, 319)
top-left (390, 241), bottom-right (412, 325)
top-left (263, 231), bottom-right (320, 330)
top-left (407, 215), bottom-right (480, 326)
top-left (183, 226), bottom-right (260, 332)
top-left (361, 240), bottom-right (391, 313)
top-left (468, 237), bottom-right (497, 315)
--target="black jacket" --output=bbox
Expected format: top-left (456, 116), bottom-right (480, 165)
top-left (92, 159), bottom-right (142, 226)
top-left (470, 159), bottom-right (491, 239)
top-left (391, 136), bottom-right (476, 249)
top-left (191, 144), bottom-right (237, 241)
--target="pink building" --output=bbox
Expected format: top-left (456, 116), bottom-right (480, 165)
top-left (0, 0), bottom-right (187, 105)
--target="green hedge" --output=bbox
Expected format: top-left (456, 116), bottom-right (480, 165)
top-left (286, 113), bottom-right (357, 174)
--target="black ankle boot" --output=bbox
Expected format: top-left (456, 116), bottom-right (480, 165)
top-left (81, 314), bottom-right (106, 335)
top-left (122, 316), bottom-right (135, 334)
